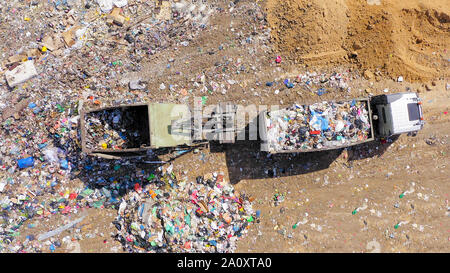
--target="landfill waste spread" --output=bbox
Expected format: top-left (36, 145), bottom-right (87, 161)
top-left (84, 107), bottom-right (149, 150)
top-left (0, 0), bottom-right (227, 254)
top-left (0, 0), bottom-right (447, 254)
top-left (114, 170), bottom-right (255, 253)
top-left (265, 100), bottom-right (371, 152)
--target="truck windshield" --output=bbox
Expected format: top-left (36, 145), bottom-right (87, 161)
top-left (407, 103), bottom-right (420, 121)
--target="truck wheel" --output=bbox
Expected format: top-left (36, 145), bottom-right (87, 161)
top-left (373, 115), bottom-right (378, 120)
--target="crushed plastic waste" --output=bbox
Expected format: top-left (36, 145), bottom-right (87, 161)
top-left (265, 100), bottom-right (372, 152)
top-left (84, 107), bottom-right (149, 150)
top-left (113, 171), bottom-right (255, 253)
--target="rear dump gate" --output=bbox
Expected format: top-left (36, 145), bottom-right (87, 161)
top-left (261, 98), bottom-right (374, 153)
top-left (80, 104), bottom-right (152, 159)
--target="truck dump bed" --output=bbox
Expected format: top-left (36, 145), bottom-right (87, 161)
top-left (260, 98), bottom-right (374, 153)
top-left (80, 103), bottom-right (191, 158)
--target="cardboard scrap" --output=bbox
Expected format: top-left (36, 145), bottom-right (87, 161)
top-left (27, 48), bottom-right (41, 58)
top-left (43, 35), bottom-right (64, 51)
top-left (108, 7), bottom-right (126, 26)
top-left (4, 60), bottom-right (38, 88)
top-left (62, 25), bottom-right (81, 47)
top-left (0, 97), bottom-right (31, 122)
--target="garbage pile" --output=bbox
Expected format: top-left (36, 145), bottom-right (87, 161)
top-left (265, 100), bottom-right (372, 152)
top-left (84, 107), bottom-right (149, 150)
top-left (113, 170), bottom-right (255, 253)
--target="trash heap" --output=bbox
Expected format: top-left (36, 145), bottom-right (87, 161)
top-left (113, 171), bottom-right (255, 253)
top-left (265, 100), bottom-right (371, 152)
top-left (84, 108), bottom-right (148, 150)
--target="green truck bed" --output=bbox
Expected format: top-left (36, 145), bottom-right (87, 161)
top-left (80, 103), bottom-right (192, 159)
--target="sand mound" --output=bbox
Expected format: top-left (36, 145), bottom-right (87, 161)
top-left (266, 0), bottom-right (349, 64)
top-left (266, 0), bottom-right (449, 82)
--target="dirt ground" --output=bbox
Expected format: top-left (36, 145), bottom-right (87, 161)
top-left (266, 0), bottom-right (449, 82)
top-left (9, 0), bottom-right (449, 253)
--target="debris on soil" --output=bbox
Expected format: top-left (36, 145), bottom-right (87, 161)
top-left (0, 0), bottom-right (447, 254)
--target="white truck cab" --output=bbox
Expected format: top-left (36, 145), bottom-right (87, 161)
top-left (371, 92), bottom-right (424, 137)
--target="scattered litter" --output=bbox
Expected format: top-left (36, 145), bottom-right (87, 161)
top-left (37, 215), bottom-right (86, 241)
top-left (114, 171), bottom-right (255, 252)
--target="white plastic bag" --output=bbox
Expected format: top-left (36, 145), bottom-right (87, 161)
top-left (43, 147), bottom-right (64, 163)
top-left (96, 0), bottom-right (128, 13)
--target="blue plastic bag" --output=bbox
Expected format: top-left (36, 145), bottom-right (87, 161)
top-left (60, 159), bottom-right (69, 170)
top-left (310, 110), bottom-right (329, 131)
top-left (18, 157), bottom-right (35, 169)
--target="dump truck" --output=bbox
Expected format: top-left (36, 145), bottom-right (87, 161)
top-left (80, 103), bottom-right (194, 159)
top-left (80, 101), bottom-right (235, 159)
top-left (260, 92), bottom-right (424, 153)
top-left (80, 92), bottom-right (424, 158)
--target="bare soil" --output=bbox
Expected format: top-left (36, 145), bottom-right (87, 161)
top-left (266, 0), bottom-right (449, 82)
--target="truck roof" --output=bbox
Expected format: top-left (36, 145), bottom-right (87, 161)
top-left (384, 93), bottom-right (423, 135)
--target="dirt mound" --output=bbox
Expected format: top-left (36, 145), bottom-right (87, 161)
top-left (266, 0), bottom-right (349, 64)
top-left (265, 0), bottom-right (449, 82)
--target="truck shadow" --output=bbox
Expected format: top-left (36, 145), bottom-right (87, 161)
top-left (216, 135), bottom-right (399, 185)
top-left (211, 141), bottom-right (343, 185)
top-left (65, 134), bottom-right (398, 194)
top-left (50, 129), bottom-right (194, 202)
top-left (346, 135), bottom-right (399, 163)
top-left (210, 115), bottom-right (399, 184)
